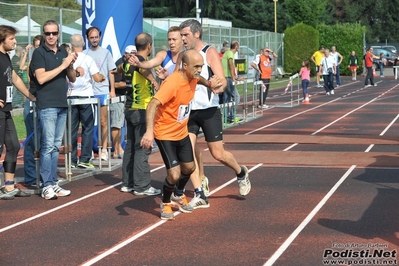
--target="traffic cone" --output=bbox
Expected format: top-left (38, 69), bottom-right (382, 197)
top-left (302, 93), bottom-right (311, 104)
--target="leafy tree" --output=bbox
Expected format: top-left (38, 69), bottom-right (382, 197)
top-left (285, 0), bottom-right (326, 28)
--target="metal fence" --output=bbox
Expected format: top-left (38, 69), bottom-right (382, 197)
top-left (0, 1), bottom-right (284, 107)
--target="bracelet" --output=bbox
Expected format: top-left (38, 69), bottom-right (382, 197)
top-left (208, 80), bottom-right (212, 88)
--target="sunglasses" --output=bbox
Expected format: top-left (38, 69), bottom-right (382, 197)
top-left (44, 31), bottom-right (59, 36)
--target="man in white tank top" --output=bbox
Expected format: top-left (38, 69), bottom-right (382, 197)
top-left (178, 19), bottom-right (252, 209)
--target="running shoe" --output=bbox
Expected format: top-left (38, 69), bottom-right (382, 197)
top-left (0, 187), bottom-right (17, 200)
top-left (78, 162), bottom-right (95, 169)
top-left (14, 187), bottom-right (31, 197)
top-left (41, 186), bottom-right (58, 200)
top-left (133, 186), bottom-right (161, 196)
top-left (188, 193), bottom-right (210, 209)
top-left (120, 186), bottom-right (133, 193)
top-left (201, 176), bottom-right (210, 197)
top-left (101, 149), bottom-right (108, 161)
top-left (53, 184), bottom-right (71, 197)
top-left (238, 166), bottom-right (251, 196)
top-left (170, 193), bottom-right (193, 213)
top-left (330, 89), bottom-right (335, 95)
top-left (160, 203), bottom-right (175, 221)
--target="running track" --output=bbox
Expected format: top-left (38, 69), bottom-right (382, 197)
top-left (1, 76), bottom-right (399, 265)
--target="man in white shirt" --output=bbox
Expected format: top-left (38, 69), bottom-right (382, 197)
top-left (68, 34), bottom-right (105, 168)
top-left (319, 49), bottom-right (336, 95)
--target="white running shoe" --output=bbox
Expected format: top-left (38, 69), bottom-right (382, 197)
top-left (188, 193), bottom-right (210, 209)
top-left (53, 184), bottom-right (71, 197)
top-left (201, 176), bottom-right (210, 197)
top-left (101, 149), bottom-right (108, 161)
top-left (41, 186), bottom-right (58, 200)
top-left (238, 166), bottom-right (251, 196)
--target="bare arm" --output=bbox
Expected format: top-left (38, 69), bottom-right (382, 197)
top-left (337, 52), bottom-right (343, 65)
top-left (140, 98), bottom-right (161, 149)
top-left (92, 73), bottom-right (105, 83)
top-left (109, 69), bottom-right (116, 98)
top-left (228, 58), bottom-right (236, 81)
top-left (206, 46), bottom-right (227, 90)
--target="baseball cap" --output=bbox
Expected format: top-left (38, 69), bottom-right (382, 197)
top-left (125, 45), bottom-right (136, 53)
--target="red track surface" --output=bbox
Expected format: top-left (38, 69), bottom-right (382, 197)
top-left (1, 76), bottom-right (399, 265)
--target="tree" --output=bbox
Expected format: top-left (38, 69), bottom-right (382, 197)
top-left (285, 0), bottom-right (326, 28)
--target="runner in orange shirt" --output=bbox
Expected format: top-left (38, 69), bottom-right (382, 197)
top-left (140, 49), bottom-right (222, 220)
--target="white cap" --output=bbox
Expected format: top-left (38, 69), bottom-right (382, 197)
top-left (125, 45), bottom-right (136, 53)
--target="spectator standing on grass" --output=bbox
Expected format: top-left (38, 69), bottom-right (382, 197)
top-left (348, 51), bottom-right (358, 81)
top-left (222, 40), bottom-right (243, 123)
top-left (23, 34), bottom-right (41, 187)
top-left (311, 46), bottom-right (325, 88)
top-left (0, 24), bottom-right (35, 199)
top-left (84, 26), bottom-right (116, 161)
top-left (30, 20), bottom-right (78, 200)
top-left (299, 59), bottom-right (311, 100)
top-left (330, 46), bottom-right (343, 87)
top-left (319, 49), bottom-right (336, 95)
top-left (67, 34), bottom-right (105, 169)
top-left (251, 48), bottom-right (263, 82)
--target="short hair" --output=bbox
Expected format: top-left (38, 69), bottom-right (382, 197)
top-left (134, 32), bottom-right (152, 51)
top-left (42, 20), bottom-right (59, 32)
top-left (85, 26), bottom-right (101, 38)
top-left (70, 34), bottom-right (85, 48)
top-left (33, 34), bottom-right (42, 43)
top-left (230, 41), bottom-right (239, 50)
top-left (319, 46), bottom-right (324, 50)
top-left (167, 26), bottom-right (180, 34)
top-left (179, 19), bottom-right (202, 39)
top-left (0, 25), bottom-right (18, 44)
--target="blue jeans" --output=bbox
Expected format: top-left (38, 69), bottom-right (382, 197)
top-left (335, 65), bottom-right (341, 85)
top-left (323, 73), bottom-right (334, 92)
top-left (38, 108), bottom-right (67, 187)
top-left (23, 98), bottom-right (40, 185)
top-left (379, 63), bottom-right (384, 76)
top-left (301, 79), bottom-right (309, 98)
top-left (222, 77), bottom-right (238, 121)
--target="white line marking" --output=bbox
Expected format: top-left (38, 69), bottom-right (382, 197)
top-left (245, 98), bottom-right (341, 135)
top-left (283, 143), bottom-right (297, 151)
top-left (311, 94), bottom-right (383, 136)
top-left (364, 144), bottom-right (374, 152)
top-left (80, 164), bottom-right (263, 266)
top-left (263, 165), bottom-right (357, 266)
top-left (0, 165), bottom-right (166, 234)
top-left (380, 114), bottom-right (399, 136)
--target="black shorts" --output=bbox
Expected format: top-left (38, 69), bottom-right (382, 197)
top-left (155, 135), bottom-right (194, 169)
top-left (188, 107), bottom-right (223, 142)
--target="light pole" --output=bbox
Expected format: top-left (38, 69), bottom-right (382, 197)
top-left (273, 0), bottom-right (278, 33)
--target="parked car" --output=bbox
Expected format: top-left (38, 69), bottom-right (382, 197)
top-left (382, 45), bottom-right (397, 54)
top-left (370, 47), bottom-right (396, 70)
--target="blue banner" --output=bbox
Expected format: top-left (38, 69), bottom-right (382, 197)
top-left (82, 0), bottom-right (143, 62)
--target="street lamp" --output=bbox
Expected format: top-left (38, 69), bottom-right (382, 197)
top-left (273, 0), bottom-right (278, 33)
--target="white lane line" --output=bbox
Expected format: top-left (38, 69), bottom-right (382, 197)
top-left (380, 114), bottom-right (399, 136)
top-left (365, 144), bottom-right (374, 153)
top-left (0, 165), bottom-right (166, 234)
top-left (245, 98), bottom-right (341, 135)
top-left (311, 94), bottom-right (383, 136)
top-left (263, 165), bottom-right (357, 266)
top-left (283, 143), bottom-right (297, 151)
top-left (80, 164), bottom-right (263, 266)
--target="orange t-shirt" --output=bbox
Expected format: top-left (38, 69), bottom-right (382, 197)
top-left (259, 54), bottom-right (272, 79)
top-left (154, 71), bottom-right (198, 141)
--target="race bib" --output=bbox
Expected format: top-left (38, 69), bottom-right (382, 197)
top-left (6, 86), bottom-right (12, 103)
top-left (177, 102), bottom-right (192, 122)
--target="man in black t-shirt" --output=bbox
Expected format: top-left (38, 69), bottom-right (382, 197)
top-left (0, 25), bottom-right (35, 200)
top-left (30, 20), bottom-right (77, 200)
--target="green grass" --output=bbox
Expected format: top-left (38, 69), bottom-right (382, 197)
top-left (13, 113), bottom-right (27, 140)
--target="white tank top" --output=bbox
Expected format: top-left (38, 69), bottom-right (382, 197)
top-left (191, 45), bottom-right (220, 110)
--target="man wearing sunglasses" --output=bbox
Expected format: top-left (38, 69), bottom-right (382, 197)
top-left (30, 20), bottom-right (78, 200)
